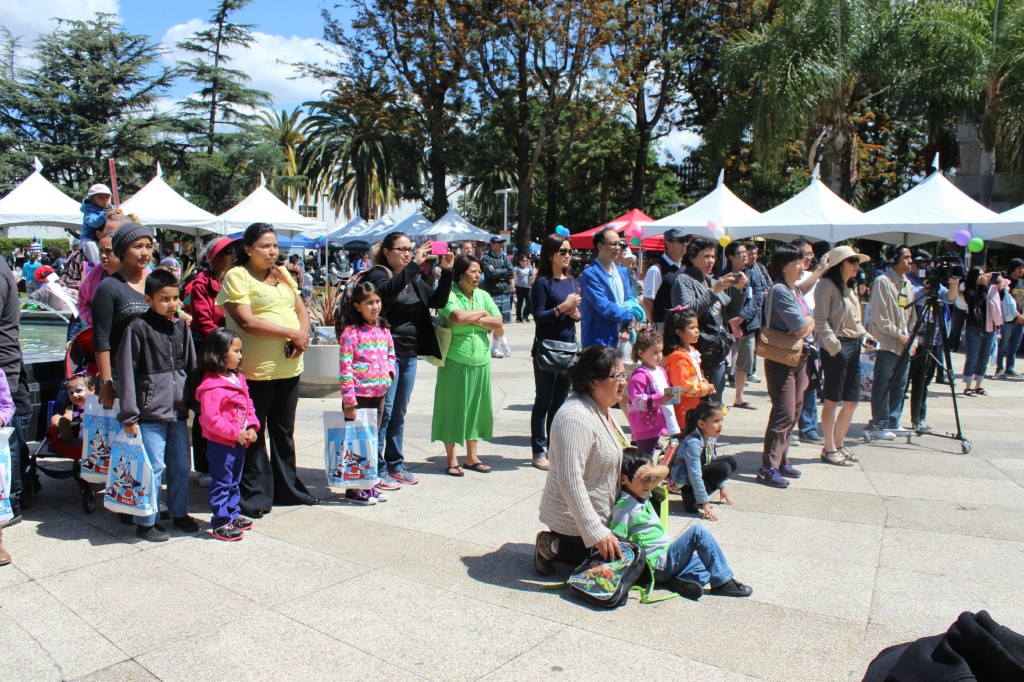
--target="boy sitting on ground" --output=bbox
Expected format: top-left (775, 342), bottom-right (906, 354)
top-left (609, 447), bottom-right (753, 600)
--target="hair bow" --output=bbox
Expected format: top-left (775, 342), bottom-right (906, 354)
top-left (669, 305), bottom-right (690, 312)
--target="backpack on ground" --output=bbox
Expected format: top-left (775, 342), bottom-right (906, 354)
top-left (559, 539), bottom-right (675, 608)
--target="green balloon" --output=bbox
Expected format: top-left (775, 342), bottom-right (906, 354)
top-left (968, 237), bottom-right (985, 253)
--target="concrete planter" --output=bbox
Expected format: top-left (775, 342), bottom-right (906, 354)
top-left (299, 343), bottom-right (340, 398)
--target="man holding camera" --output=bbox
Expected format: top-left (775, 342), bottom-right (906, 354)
top-left (906, 250), bottom-right (959, 432)
top-left (868, 246), bottom-right (918, 440)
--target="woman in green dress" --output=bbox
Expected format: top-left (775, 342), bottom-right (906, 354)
top-left (433, 254), bottom-right (504, 476)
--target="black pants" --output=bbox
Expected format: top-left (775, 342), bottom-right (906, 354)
top-left (241, 375), bottom-right (313, 513)
top-left (682, 456), bottom-right (738, 512)
top-left (551, 532), bottom-right (588, 566)
top-left (909, 348), bottom-right (939, 427)
top-left (191, 407), bottom-right (209, 474)
top-left (530, 355), bottom-right (571, 455)
top-left (515, 286), bottom-right (532, 321)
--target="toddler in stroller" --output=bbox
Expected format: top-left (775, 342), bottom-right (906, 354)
top-left (50, 374), bottom-right (94, 446)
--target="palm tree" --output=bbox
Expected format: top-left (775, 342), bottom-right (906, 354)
top-left (257, 107), bottom-right (310, 205)
top-left (723, 0), bottom-right (986, 201)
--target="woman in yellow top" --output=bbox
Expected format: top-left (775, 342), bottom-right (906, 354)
top-left (217, 223), bottom-right (317, 517)
top-left (432, 254), bottom-right (503, 476)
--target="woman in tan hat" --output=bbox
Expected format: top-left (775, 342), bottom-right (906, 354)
top-left (813, 245), bottom-right (874, 465)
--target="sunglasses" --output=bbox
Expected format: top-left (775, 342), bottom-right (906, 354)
top-left (556, 248), bottom-right (571, 255)
top-left (603, 240), bottom-right (627, 248)
top-left (844, 257), bottom-right (860, 264)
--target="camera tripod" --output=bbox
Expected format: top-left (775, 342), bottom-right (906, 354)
top-left (864, 283), bottom-right (972, 454)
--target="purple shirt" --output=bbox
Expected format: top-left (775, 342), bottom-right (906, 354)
top-left (0, 370), bottom-right (14, 426)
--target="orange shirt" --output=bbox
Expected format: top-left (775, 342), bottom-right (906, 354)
top-left (664, 347), bottom-right (710, 427)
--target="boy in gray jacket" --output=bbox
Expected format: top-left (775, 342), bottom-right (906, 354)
top-left (117, 269), bottom-right (198, 541)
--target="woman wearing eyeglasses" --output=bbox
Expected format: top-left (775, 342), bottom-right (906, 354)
top-left (529, 234), bottom-right (582, 471)
top-left (535, 346), bottom-right (629, 575)
top-left (365, 232), bottom-right (454, 488)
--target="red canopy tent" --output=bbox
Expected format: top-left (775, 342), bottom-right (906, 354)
top-left (567, 208), bottom-right (665, 251)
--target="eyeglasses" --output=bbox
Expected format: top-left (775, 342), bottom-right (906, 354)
top-left (391, 247), bottom-right (414, 253)
top-left (602, 240), bottom-right (626, 248)
top-left (557, 248), bottom-right (571, 255)
top-left (607, 372), bottom-right (628, 381)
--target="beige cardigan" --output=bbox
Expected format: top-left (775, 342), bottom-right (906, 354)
top-left (539, 393), bottom-right (625, 547)
top-left (814, 277), bottom-right (867, 356)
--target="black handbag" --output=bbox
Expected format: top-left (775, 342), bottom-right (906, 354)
top-left (535, 338), bottom-right (580, 374)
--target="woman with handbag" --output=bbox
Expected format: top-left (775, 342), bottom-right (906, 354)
top-left (814, 246), bottom-right (872, 466)
top-left (757, 244), bottom-right (815, 489)
top-left (432, 255), bottom-right (503, 476)
top-left (529, 234), bottom-right (582, 471)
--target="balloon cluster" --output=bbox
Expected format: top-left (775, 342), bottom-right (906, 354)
top-left (625, 223), bottom-right (642, 248)
top-left (707, 219), bottom-right (730, 247)
top-left (555, 225), bottom-right (569, 237)
top-left (954, 229), bottom-right (986, 253)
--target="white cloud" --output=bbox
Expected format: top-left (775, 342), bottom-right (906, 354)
top-left (658, 128), bottom-right (702, 163)
top-left (161, 20), bottom-right (334, 108)
top-left (0, 0), bottom-right (120, 42)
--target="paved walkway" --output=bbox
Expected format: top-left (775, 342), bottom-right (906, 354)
top-left (3, 322), bottom-right (1023, 681)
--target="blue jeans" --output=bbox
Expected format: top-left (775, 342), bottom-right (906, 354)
top-left (997, 323), bottom-right (1023, 372)
top-left (8, 412), bottom-right (30, 501)
top-left (962, 327), bottom-right (996, 381)
top-left (652, 524), bottom-right (734, 588)
top-left (379, 355), bottom-right (417, 472)
top-left (704, 361), bottom-right (727, 400)
top-left (137, 420), bottom-right (190, 527)
top-left (530, 355), bottom-right (571, 455)
top-left (799, 383), bottom-right (819, 437)
top-left (207, 441), bottom-right (245, 527)
top-left (491, 293), bottom-right (512, 323)
top-left (870, 349), bottom-right (909, 429)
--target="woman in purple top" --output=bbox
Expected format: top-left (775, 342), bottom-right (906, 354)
top-left (529, 234), bottom-right (582, 471)
top-left (0, 371), bottom-right (14, 566)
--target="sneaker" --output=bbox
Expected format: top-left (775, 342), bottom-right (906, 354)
top-left (789, 434), bottom-right (800, 447)
top-left (172, 516), bottom-right (201, 533)
top-left (710, 577), bottom-right (753, 598)
top-left (136, 523), bottom-right (170, 542)
top-left (196, 474), bottom-right (212, 488)
top-left (891, 426), bottom-right (913, 436)
top-left (212, 524), bottom-right (243, 542)
top-left (873, 429), bottom-right (896, 441)
top-left (799, 432), bottom-right (824, 445)
top-left (756, 468), bottom-right (789, 488)
top-left (377, 471), bottom-right (402, 490)
top-left (748, 374), bottom-right (762, 384)
top-left (995, 369), bottom-right (1005, 378)
top-left (499, 336), bottom-right (512, 357)
top-left (345, 489), bottom-right (377, 506)
top-left (391, 467), bottom-right (421, 485)
top-left (913, 423), bottom-right (933, 434)
top-left (491, 348), bottom-right (504, 359)
top-left (779, 463), bottom-right (802, 479)
top-left (232, 516), bottom-right (254, 531)
top-left (534, 530), bottom-right (556, 576)
top-left (664, 576), bottom-right (703, 600)
top-left (370, 485), bottom-right (389, 502)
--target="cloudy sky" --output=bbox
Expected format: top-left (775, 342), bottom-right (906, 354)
top-left (2, 0), bottom-right (698, 157)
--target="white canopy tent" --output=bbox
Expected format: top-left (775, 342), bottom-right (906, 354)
top-left (643, 171), bottom-right (761, 238)
top-left (729, 165), bottom-right (862, 243)
top-left (324, 216), bottom-right (369, 246)
top-left (968, 203), bottom-right (1024, 247)
top-left (338, 214), bottom-right (397, 247)
top-left (830, 158), bottom-right (998, 245)
top-left (121, 163), bottom-right (221, 236)
top-left (0, 158), bottom-right (82, 229)
top-left (410, 210), bottom-right (493, 242)
top-left (220, 174), bottom-right (324, 237)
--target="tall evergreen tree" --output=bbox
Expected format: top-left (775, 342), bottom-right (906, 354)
top-left (176, 0), bottom-right (271, 155)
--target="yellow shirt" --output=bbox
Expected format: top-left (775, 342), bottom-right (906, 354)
top-left (217, 265), bottom-right (303, 381)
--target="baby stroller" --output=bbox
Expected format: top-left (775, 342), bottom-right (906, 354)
top-left (22, 327), bottom-right (100, 513)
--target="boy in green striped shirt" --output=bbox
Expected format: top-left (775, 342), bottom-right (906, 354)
top-left (610, 448), bottom-right (753, 600)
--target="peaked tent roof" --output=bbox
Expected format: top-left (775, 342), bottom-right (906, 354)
top-left (568, 208), bottom-right (664, 250)
top-left (0, 158), bottom-right (82, 229)
top-left (346, 214), bottom-right (399, 246)
top-left (644, 171), bottom-right (761, 238)
top-left (219, 174), bottom-right (324, 237)
top-left (120, 163), bottom-right (221, 236)
top-left (973, 203), bottom-right (1024, 247)
top-left (729, 165), bottom-right (862, 243)
top-left (410, 210), bottom-right (494, 242)
top-left (831, 158), bottom-right (997, 245)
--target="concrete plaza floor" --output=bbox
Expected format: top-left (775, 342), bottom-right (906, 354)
top-left (3, 321), bottom-right (1024, 681)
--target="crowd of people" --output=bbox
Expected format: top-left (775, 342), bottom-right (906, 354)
top-left (3, 192), bottom-right (1023, 601)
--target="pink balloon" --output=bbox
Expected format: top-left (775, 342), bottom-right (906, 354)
top-left (707, 219), bottom-right (721, 234)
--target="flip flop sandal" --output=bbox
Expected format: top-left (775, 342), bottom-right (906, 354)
top-left (974, 387), bottom-right (988, 396)
top-left (839, 447), bottom-right (859, 462)
top-left (445, 465), bottom-right (464, 477)
top-left (463, 461), bottom-right (492, 473)
top-left (820, 450), bottom-right (854, 467)
top-left (963, 388), bottom-right (976, 396)
top-left (732, 402), bottom-right (758, 410)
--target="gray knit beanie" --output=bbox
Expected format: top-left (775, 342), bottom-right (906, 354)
top-left (111, 222), bottom-right (154, 259)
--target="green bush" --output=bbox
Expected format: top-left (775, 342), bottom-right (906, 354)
top-left (0, 237), bottom-right (74, 256)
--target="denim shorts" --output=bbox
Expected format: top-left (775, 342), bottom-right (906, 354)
top-left (820, 337), bottom-right (862, 403)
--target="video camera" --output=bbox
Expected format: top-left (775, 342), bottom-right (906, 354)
top-left (925, 255), bottom-right (965, 285)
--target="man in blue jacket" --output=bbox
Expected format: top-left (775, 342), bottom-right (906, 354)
top-left (580, 229), bottom-right (637, 348)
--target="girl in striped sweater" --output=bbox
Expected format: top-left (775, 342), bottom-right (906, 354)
top-left (337, 281), bottom-right (397, 504)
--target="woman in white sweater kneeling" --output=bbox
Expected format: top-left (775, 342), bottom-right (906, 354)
top-left (535, 345), bottom-right (629, 574)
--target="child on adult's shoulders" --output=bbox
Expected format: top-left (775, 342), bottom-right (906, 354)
top-left (609, 447), bottom-right (752, 601)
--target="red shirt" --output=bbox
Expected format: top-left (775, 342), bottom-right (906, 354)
top-left (187, 269), bottom-right (225, 339)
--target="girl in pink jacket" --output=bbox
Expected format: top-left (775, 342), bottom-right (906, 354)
top-left (627, 330), bottom-right (680, 455)
top-left (196, 328), bottom-right (260, 541)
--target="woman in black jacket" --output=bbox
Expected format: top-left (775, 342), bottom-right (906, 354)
top-left (364, 232), bottom-right (454, 488)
